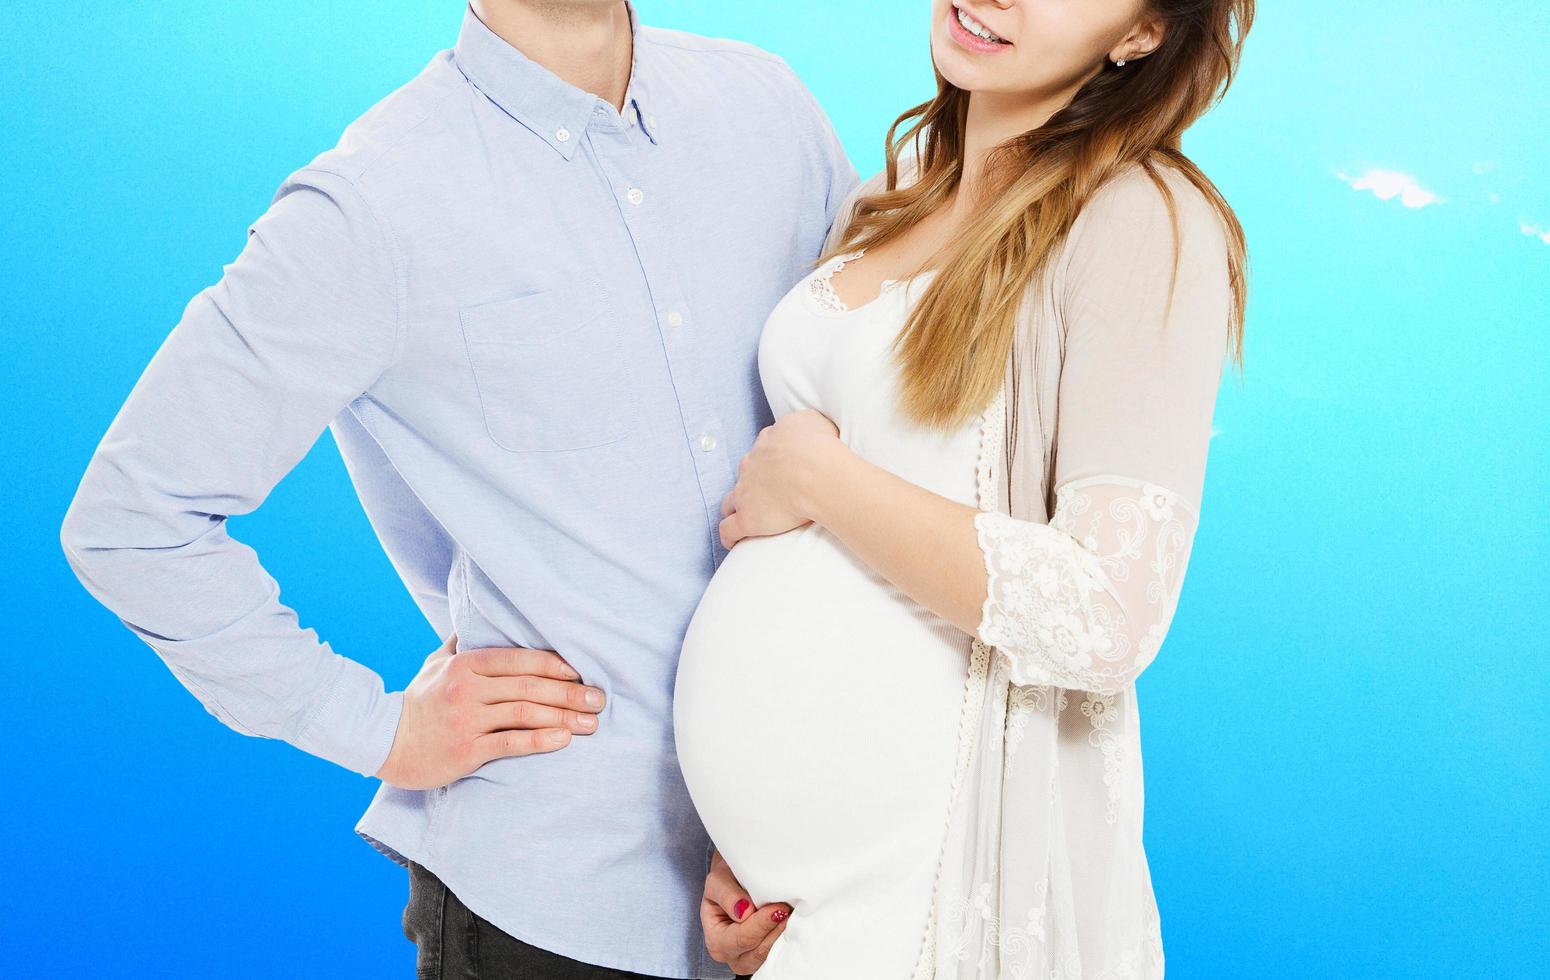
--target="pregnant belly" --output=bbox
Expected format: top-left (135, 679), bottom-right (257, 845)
top-left (672, 522), bottom-right (970, 912)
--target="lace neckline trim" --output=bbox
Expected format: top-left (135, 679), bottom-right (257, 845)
top-left (805, 247), bottom-right (921, 315)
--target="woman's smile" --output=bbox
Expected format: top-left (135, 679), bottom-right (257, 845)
top-left (947, 3), bottom-right (1014, 54)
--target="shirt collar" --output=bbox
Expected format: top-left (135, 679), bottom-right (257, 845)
top-left (452, 2), bottom-right (657, 160)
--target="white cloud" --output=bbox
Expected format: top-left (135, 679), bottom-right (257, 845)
top-left (1336, 168), bottom-right (1443, 209)
top-left (1519, 220), bottom-right (1550, 245)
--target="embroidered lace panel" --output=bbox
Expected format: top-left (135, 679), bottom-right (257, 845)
top-left (973, 475), bottom-right (1198, 696)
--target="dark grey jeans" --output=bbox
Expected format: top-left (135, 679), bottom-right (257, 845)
top-left (401, 858), bottom-right (698, 980)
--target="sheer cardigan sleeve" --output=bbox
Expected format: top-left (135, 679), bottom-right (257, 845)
top-left (974, 166), bottom-right (1233, 695)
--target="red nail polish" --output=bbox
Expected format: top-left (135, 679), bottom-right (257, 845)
top-left (770, 908), bottom-right (789, 923)
top-left (733, 899), bottom-right (750, 919)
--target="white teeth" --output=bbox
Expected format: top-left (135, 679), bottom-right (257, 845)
top-left (955, 7), bottom-right (1006, 43)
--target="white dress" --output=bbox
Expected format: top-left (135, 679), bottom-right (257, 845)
top-left (678, 159), bottom-right (1232, 980)
top-left (673, 249), bottom-right (979, 979)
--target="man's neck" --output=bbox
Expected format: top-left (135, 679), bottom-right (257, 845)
top-left (470, 1), bottom-right (634, 111)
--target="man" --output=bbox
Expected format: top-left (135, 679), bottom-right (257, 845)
top-left (59, 1), bottom-right (857, 976)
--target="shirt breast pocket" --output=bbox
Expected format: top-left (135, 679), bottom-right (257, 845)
top-left (458, 289), bottom-right (636, 453)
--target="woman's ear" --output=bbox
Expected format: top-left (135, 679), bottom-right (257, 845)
top-left (1114, 14), bottom-right (1167, 63)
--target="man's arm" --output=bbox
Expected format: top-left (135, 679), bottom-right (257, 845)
top-left (778, 59), bottom-right (861, 237)
top-left (59, 166), bottom-right (407, 777)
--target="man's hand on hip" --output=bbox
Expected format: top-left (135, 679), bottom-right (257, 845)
top-left (375, 633), bottom-right (605, 790)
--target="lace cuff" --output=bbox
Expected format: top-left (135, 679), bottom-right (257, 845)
top-left (973, 475), bottom-right (1199, 694)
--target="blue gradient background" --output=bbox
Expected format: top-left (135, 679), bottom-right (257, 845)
top-left (3, 2), bottom-right (1546, 977)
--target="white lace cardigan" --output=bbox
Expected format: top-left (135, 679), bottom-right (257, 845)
top-left (818, 158), bottom-right (1233, 979)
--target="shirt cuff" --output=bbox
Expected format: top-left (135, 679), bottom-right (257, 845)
top-left (291, 654), bottom-right (405, 778)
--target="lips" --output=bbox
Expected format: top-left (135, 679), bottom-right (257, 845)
top-left (948, 3), bottom-right (1012, 52)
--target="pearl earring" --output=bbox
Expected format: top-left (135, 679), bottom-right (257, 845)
top-left (1115, 57), bottom-right (1127, 67)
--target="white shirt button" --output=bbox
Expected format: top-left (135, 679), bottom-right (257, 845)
top-left (555, 127), bottom-right (570, 143)
top-left (627, 187), bottom-right (645, 206)
top-left (698, 433), bottom-right (717, 453)
top-left (666, 310), bottom-right (684, 328)
top-left (646, 114), bottom-right (658, 130)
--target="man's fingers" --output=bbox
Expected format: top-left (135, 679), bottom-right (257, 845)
top-left (461, 645), bottom-right (581, 681)
top-left (478, 699), bottom-right (599, 735)
top-left (477, 674), bottom-right (605, 713)
top-left (470, 726), bottom-right (572, 765)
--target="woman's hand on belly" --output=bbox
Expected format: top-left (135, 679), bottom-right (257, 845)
top-left (701, 848), bottom-right (792, 973)
top-left (720, 408), bottom-right (847, 548)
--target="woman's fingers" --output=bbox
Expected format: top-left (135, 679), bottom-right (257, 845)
top-left (704, 901), bottom-right (783, 966)
top-left (727, 904), bottom-right (791, 972)
top-left (703, 850), bottom-right (754, 923)
top-left (701, 850), bottom-right (793, 970)
top-left (719, 513), bottom-right (742, 549)
top-left (738, 909), bottom-right (791, 971)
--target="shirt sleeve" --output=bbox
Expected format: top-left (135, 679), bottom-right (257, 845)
top-left (972, 167), bottom-right (1233, 695)
top-left (821, 168), bottom-right (887, 256)
top-left (59, 165), bottom-right (408, 777)
top-left (779, 60), bottom-right (860, 236)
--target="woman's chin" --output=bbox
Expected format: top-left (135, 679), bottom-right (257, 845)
top-left (931, 43), bottom-right (1002, 95)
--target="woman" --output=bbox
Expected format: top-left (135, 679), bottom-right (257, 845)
top-left (673, 0), bottom-right (1251, 975)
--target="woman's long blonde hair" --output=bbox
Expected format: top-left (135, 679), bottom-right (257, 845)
top-left (827, 0), bottom-right (1254, 430)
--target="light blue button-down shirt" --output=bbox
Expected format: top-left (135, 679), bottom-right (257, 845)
top-left (59, 5), bottom-right (856, 976)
